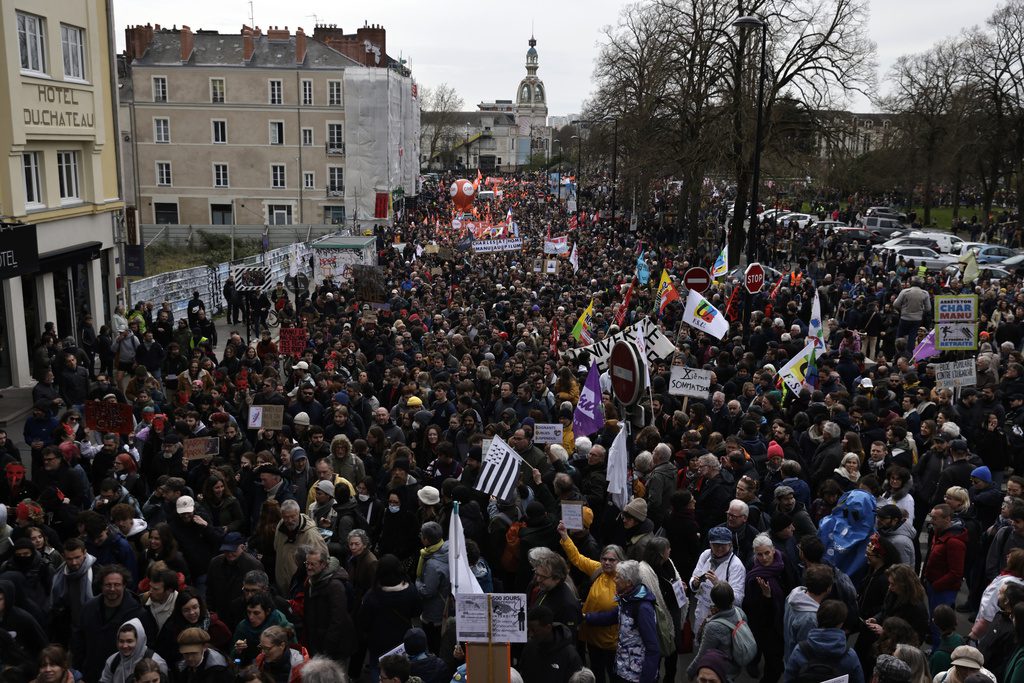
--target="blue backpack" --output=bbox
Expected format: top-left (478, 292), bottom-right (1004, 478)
top-left (817, 489), bottom-right (876, 584)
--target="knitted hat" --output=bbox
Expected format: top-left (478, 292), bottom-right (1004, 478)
top-left (622, 498), bottom-right (648, 523)
top-left (693, 649), bottom-right (731, 683)
top-left (770, 512), bottom-right (793, 534)
top-left (315, 480), bottom-right (336, 497)
top-left (767, 441), bottom-right (784, 460)
top-left (403, 627), bottom-right (428, 657)
top-left (971, 466), bottom-right (992, 484)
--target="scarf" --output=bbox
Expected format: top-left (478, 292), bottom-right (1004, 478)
top-left (417, 540), bottom-right (443, 579)
top-left (147, 590), bottom-right (177, 631)
top-left (51, 553), bottom-right (96, 607)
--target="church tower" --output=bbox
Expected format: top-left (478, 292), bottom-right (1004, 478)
top-left (514, 35), bottom-right (549, 165)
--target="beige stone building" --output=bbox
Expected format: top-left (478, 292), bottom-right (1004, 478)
top-left (0, 0), bottom-right (124, 386)
top-left (119, 23), bottom-right (420, 227)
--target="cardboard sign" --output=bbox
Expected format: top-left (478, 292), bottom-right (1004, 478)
top-left (669, 366), bottom-right (713, 399)
top-left (455, 593), bottom-right (528, 643)
top-left (85, 401), bottom-right (135, 435)
top-left (248, 404), bottom-right (284, 430)
top-left (935, 294), bottom-right (978, 322)
top-left (936, 322), bottom-right (978, 351)
top-left (278, 328), bottom-right (308, 356)
top-left (935, 359), bottom-right (977, 389)
top-left (561, 501), bottom-right (585, 531)
top-left (183, 436), bottom-right (220, 460)
top-left (533, 423), bottom-right (564, 444)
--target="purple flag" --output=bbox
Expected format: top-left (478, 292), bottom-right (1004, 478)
top-left (911, 329), bottom-right (938, 363)
top-left (573, 361), bottom-right (605, 436)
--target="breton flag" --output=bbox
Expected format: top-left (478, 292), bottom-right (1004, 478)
top-left (656, 270), bottom-right (681, 313)
top-left (474, 435), bottom-right (522, 502)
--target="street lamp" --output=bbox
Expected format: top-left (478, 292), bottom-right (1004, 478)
top-left (733, 14), bottom-right (768, 263)
top-left (571, 134), bottom-right (582, 224)
top-left (464, 124), bottom-right (471, 170)
top-left (553, 139), bottom-right (562, 199)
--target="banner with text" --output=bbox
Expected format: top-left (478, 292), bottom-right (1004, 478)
top-left (668, 366), bottom-right (713, 399)
top-left (564, 320), bottom-right (677, 372)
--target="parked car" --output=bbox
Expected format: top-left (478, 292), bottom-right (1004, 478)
top-left (873, 236), bottom-right (940, 254)
top-left (814, 220), bottom-right (850, 233)
top-left (866, 206), bottom-right (909, 222)
top-left (964, 244), bottom-right (1019, 264)
top-left (831, 227), bottom-right (884, 245)
top-left (888, 246), bottom-right (958, 271)
top-left (727, 264), bottom-right (785, 284)
top-left (772, 212), bottom-right (814, 228)
top-left (942, 263), bottom-right (1012, 281)
top-left (907, 231), bottom-right (965, 254)
top-left (860, 216), bottom-right (903, 233)
top-left (998, 253), bottom-right (1024, 274)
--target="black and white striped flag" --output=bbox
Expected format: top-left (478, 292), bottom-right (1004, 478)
top-left (474, 435), bottom-right (522, 502)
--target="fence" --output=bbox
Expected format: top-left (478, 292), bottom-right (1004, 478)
top-left (128, 231), bottom-right (349, 322)
top-left (141, 223), bottom-right (353, 250)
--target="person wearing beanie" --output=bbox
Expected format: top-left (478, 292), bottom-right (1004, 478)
top-left (307, 479), bottom-right (337, 533)
top-left (690, 526), bottom-right (746, 635)
top-left (618, 498), bottom-right (656, 560)
top-left (401, 626), bottom-right (448, 683)
top-left (283, 446), bottom-right (314, 499)
top-left (691, 648), bottom-right (732, 682)
top-left (970, 467), bottom-right (1002, 534)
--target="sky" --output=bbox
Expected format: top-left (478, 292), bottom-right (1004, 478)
top-left (113, 0), bottom-right (1004, 116)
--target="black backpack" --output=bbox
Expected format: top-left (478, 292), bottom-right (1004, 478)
top-left (794, 641), bottom-right (844, 683)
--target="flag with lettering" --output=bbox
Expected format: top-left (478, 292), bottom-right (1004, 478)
top-left (573, 361), bottom-right (605, 437)
top-left (657, 270), bottom-right (681, 313)
top-left (474, 435), bottom-right (521, 502)
top-left (683, 289), bottom-right (730, 340)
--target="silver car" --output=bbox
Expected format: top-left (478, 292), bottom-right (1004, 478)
top-left (888, 246), bottom-right (957, 271)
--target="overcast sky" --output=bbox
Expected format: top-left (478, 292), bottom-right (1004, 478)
top-left (114, 0), bottom-right (1002, 115)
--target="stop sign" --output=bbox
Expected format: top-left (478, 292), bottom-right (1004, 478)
top-left (683, 267), bottom-right (711, 294)
top-left (609, 340), bottom-right (645, 406)
top-left (744, 263), bottom-right (766, 294)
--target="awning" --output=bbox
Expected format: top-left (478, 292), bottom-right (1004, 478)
top-left (37, 241), bottom-right (102, 272)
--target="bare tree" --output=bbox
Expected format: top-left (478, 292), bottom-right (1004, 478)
top-left (419, 84), bottom-right (465, 167)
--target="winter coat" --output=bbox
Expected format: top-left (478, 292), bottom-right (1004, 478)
top-left (99, 617), bottom-right (168, 683)
top-left (531, 580), bottom-right (582, 637)
top-left (811, 438), bottom-right (844, 489)
top-left (687, 605), bottom-right (746, 681)
top-left (359, 582), bottom-right (421, 660)
top-left (204, 550), bottom-right (264, 618)
top-left (878, 519), bottom-right (917, 567)
top-left (924, 521), bottom-right (969, 591)
top-left (518, 623), bottom-right (584, 683)
top-left (415, 540), bottom-right (451, 625)
top-left (783, 627), bottom-right (865, 683)
top-left (168, 514), bottom-right (222, 582)
top-left (304, 566), bottom-right (354, 659)
top-left (230, 609), bottom-right (291, 666)
top-left (0, 579), bottom-right (47, 655)
top-left (72, 592), bottom-right (145, 682)
top-left (560, 535), bottom-right (618, 651)
top-left (783, 587), bottom-right (821, 660)
top-left (171, 648), bottom-right (231, 683)
top-left (643, 461), bottom-right (676, 526)
top-left (694, 474), bottom-right (732, 535)
top-left (587, 583), bottom-right (661, 683)
top-left (690, 549), bottom-right (746, 633)
top-left (272, 514), bottom-right (329, 593)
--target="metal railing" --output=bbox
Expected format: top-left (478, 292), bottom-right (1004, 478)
top-left (326, 143), bottom-right (346, 155)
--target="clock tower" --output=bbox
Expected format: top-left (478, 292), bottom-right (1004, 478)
top-left (514, 35), bottom-right (550, 166)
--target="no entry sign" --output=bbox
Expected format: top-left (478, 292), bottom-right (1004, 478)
top-left (609, 340), bottom-right (645, 406)
top-left (683, 267), bottom-right (711, 294)
top-left (744, 263), bottom-right (766, 294)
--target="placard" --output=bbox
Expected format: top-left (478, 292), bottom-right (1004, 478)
top-left (455, 593), bottom-right (528, 643)
top-left (534, 423), bottom-right (563, 444)
top-left (935, 359), bottom-right (977, 389)
top-left (936, 322), bottom-right (978, 351)
top-left (669, 366), bottom-right (713, 398)
top-left (248, 405), bottom-right (284, 430)
top-left (471, 238), bottom-right (522, 253)
top-left (84, 401), bottom-right (135, 434)
top-left (935, 294), bottom-right (978, 322)
top-left (561, 502), bottom-right (584, 531)
top-left (278, 328), bottom-right (308, 356)
top-left (183, 436), bottom-right (220, 460)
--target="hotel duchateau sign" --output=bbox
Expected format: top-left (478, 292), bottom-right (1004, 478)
top-left (23, 84), bottom-right (95, 132)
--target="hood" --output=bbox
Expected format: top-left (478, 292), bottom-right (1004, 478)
top-left (127, 518), bottom-right (148, 537)
top-left (803, 627), bottom-right (851, 656)
top-left (786, 587), bottom-right (821, 613)
top-left (0, 579), bottom-right (15, 609)
top-left (65, 552), bottom-right (97, 578)
top-left (122, 616), bottom-right (149, 652)
top-left (880, 519), bottom-right (916, 541)
top-left (938, 520), bottom-right (969, 542)
top-left (277, 513), bottom-right (315, 536)
top-left (621, 582), bottom-right (656, 604)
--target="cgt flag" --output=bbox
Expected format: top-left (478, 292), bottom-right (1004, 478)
top-left (682, 289), bottom-right (730, 339)
top-left (656, 270), bottom-right (680, 314)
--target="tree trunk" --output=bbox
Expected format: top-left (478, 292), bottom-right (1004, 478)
top-left (951, 155), bottom-right (962, 225)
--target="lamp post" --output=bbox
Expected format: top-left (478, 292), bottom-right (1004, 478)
top-left (464, 124), bottom-right (470, 170)
top-left (734, 14), bottom-right (768, 263)
top-left (571, 133), bottom-right (582, 225)
top-left (553, 139), bottom-right (562, 200)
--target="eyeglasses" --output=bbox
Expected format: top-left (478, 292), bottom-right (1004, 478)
top-left (259, 644), bottom-right (280, 653)
top-left (534, 572), bottom-right (553, 581)
top-left (599, 557), bottom-right (619, 563)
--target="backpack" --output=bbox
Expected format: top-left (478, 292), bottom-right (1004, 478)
top-left (793, 640), bottom-right (844, 683)
top-left (501, 521), bottom-right (527, 573)
top-left (718, 611), bottom-right (757, 666)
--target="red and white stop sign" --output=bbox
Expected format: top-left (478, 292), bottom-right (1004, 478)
top-left (744, 263), bottom-right (766, 294)
top-left (683, 267), bottom-right (711, 294)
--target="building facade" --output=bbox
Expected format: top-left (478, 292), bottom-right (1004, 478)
top-left (119, 22), bottom-right (419, 228)
top-left (1, 0), bottom-right (123, 387)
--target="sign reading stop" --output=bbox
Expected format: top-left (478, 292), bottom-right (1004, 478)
top-left (608, 340), bottom-right (645, 406)
top-left (683, 267), bottom-right (711, 294)
top-left (744, 263), bottom-right (766, 294)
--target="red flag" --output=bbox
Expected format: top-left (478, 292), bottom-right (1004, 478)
top-left (768, 274), bottom-right (785, 300)
top-left (568, 214), bottom-right (578, 230)
top-left (615, 279), bottom-right (636, 327)
top-left (549, 319), bottom-right (560, 357)
top-left (725, 286), bottom-right (740, 321)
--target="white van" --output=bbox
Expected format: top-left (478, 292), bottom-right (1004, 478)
top-left (908, 231), bottom-right (964, 254)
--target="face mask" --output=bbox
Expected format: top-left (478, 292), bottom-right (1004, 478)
top-left (388, 504), bottom-right (401, 514)
top-left (357, 494), bottom-right (370, 502)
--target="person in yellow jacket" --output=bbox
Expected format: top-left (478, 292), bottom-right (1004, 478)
top-left (558, 518), bottom-right (624, 683)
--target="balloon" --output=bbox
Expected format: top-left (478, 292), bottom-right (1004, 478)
top-left (450, 179), bottom-right (475, 212)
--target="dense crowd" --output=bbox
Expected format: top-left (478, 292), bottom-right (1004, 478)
top-left (3, 171), bottom-right (1023, 683)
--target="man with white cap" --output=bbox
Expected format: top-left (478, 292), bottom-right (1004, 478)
top-left (167, 495), bottom-right (221, 592)
top-left (689, 526), bottom-right (746, 637)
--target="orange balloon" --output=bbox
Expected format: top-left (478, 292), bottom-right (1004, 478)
top-left (450, 179), bottom-right (475, 211)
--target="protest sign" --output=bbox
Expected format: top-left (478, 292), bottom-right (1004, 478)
top-left (534, 423), bottom-right (564, 444)
top-left (472, 238), bottom-right (522, 253)
top-left (455, 593), bottom-right (528, 643)
top-left (561, 502), bottom-right (585, 531)
top-left (278, 328), bottom-right (308, 356)
top-left (248, 405), bottom-right (284, 430)
top-left (936, 322), bottom-right (978, 351)
top-left (668, 366), bottom-right (713, 399)
top-left (564, 320), bottom-right (676, 372)
top-left (183, 437), bottom-right (220, 460)
top-left (85, 401), bottom-right (135, 434)
top-left (935, 359), bottom-right (977, 390)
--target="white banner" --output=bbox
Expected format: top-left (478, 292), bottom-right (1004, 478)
top-left (544, 235), bottom-right (569, 255)
top-left (472, 238), bottom-right (522, 253)
top-left (533, 423), bottom-right (564, 444)
top-left (669, 366), bottom-right (712, 399)
top-left (564, 320), bottom-right (677, 372)
top-left (935, 359), bottom-right (977, 389)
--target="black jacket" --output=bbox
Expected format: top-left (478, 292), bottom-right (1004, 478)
top-left (171, 649), bottom-right (232, 683)
top-left (358, 582), bottom-right (422, 660)
top-left (0, 579), bottom-right (46, 656)
top-left (518, 623), bottom-right (583, 683)
top-left (304, 566), bottom-right (354, 659)
top-left (71, 592), bottom-right (144, 682)
top-left (204, 551), bottom-right (264, 619)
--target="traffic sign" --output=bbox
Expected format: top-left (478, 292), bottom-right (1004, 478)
top-left (609, 340), bottom-right (645, 406)
top-left (683, 267), bottom-right (711, 294)
top-left (744, 263), bottom-right (766, 294)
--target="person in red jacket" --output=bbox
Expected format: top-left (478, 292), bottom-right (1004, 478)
top-left (924, 503), bottom-right (968, 648)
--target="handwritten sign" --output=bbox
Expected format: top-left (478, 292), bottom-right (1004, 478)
top-left (183, 437), bottom-right (220, 460)
top-left (534, 423), bottom-right (564, 444)
top-left (278, 328), bottom-right (308, 356)
top-left (669, 366), bottom-right (713, 399)
top-left (248, 404), bottom-right (284, 430)
top-left (935, 359), bottom-right (977, 390)
top-left (561, 501), bottom-right (585, 531)
top-left (84, 401), bottom-right (135, 434)
top-left (455, 593), bottom-right (528, 643)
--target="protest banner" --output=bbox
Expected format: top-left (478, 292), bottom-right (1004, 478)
top-left (456, 593), bottom-right (528, 643)
top-left (668, 366), bottom-right (713, 399)
top-left (85, 401), bottom-right (135, 434)
top-left (935, 359), bottom-right (977, 390)
top-left (471, 238), bottom-right (522, 253)
top-left (278, 328), bottom-right (308, 356)
top-left (564, 320), bottom-right (676, 372)
top-left (248, 405), bottom-right (284, 430)
top-left (533, 423), bottom-right (564, 444)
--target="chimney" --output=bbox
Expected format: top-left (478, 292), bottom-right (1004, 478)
top-left (295, 27), bottom-right (307, 65)
top-left (267, 25), bottom-right (289, 42)
top-left (180, 25), bottom-right (194, 63)
top-left (242, 26), bottom-right (255, 63)
top-left (124, 24), bottom-right (155, 62)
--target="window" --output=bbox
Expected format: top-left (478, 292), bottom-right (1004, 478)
top-left (210, 78), bottom-right (225, 103)
top-left (269, 121), bottom-right (284, 145)
top-left (212, 120), bottom-right (227, 143)
top-left (214, 163), bottom-right (229, 188)
top-left (210, 204), bottom-right (233, 224)
top-left (153, 76), bottom-right (167, 102)
top-left (17, 12), bottom-right (46, 73)
top-left (61, 24), bottom-right (86, 80)
top-left (327, 123), bottom-right (344, 153)
top-left (328, 81), bottom-right (342, 106)
top-left (325, 206), bottom-right (346, 224)
top-left (57, 151), bottom-right (80, 200)
top-left (301, 128), bottom-right (313, 146)
top-left (156, 161), bottom-right (172, 187)
top-left (271, 164), bottom-right (286, 188)
top-left (154, 202), bottom-right (178, 224)
top-left (269, 80), bottom-right (282, 105)
top-left (22, 152), bottom-right (42, 207)
top-left (302, 80), bottom-right (313, 105)
top-left (328, 167), bottom-right (344, 194)
top-left (303, 172), bottom-right (315, 190)
top-left (154, 118), bottom-right (170, 143)
top-left (268, 204), bottom-right (292, 225)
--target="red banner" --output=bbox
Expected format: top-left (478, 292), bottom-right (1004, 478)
top-left (278, 328), bottom-right (308, 356)
top-left (85, 401), bottom-right (135, 435)
top-left (374, 192), bottom-right (389, 219)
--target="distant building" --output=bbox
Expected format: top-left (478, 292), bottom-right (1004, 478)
top-left (118, 22), bottom-right (419, 228)
top-left (1, 0), bottom-right (124, 387)
top-left (816, 111), bottom-right (896, 158)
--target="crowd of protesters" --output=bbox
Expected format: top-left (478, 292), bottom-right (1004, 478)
top-left (3, 170), bottom-right (1024, 683)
